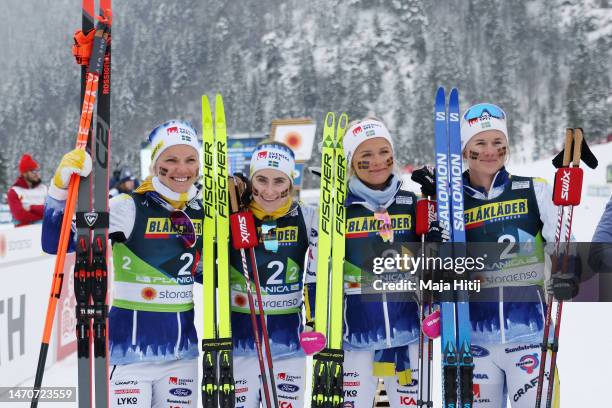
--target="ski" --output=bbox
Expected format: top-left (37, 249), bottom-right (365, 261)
top-left (311, 112), bottom-right (348, 408)
top-left (92, 1), bottom-right (112, 406)
top-left (311, 112), bottom-right (335, 408)
top-left (329, 112), bottom-right (348, 408)
top-left (434, 87), bottom-right (458, 408)
top-left (31, 3), bottom-right (111, 407)
top-left (227, 177), bottom-right (279, 408)
top-left (435, 87), bottom-right (472, 408)
top-left (448, 88), bottom-right (473, 408)
top-left (201, 94), bottom-right (235, 408)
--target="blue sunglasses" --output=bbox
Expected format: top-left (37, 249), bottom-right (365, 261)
top-left (463, 103), bottom-right (506, 121)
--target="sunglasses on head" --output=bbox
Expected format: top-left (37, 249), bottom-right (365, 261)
top-left (147, 192), bottom-right (197, 248)
top-left (463, 103), bottom-right (506, 121)
top-left (374, 208), bottom-right (394, 243)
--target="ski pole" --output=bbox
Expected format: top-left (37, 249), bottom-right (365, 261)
top-left (228, 178), bottom-right (278, 408)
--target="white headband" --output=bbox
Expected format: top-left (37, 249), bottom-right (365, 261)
top-left (343, 119), bottom-right (394, 165)
top-left (249, 143), bottom-right (296, 181)
top-left (148, 120), bottom-right (200, 167)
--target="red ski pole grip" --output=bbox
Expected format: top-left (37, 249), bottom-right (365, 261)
top-left (230, 211), bottom-right (259, 249)
top-left (552, 167), bottom-right (583, 206)
top-left (416, 199), bottom-right (436, 236)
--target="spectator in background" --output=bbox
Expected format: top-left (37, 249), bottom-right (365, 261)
top-left (109, 166), bottom-right (139, 198)
top-left (7, 154), bottom-right (48, 227)
top-left (589, 195), bottom-right (612, 271)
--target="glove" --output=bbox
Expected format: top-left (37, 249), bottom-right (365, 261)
top-left (551, 276), bottom-right (579, 301)
top-left (304, 320), bottom-right (315, 332)
top-left (232, 172), bottom-right (252, 208)
top-left (425, 220), bottom-right (449, 243)
top-left (48, 149), bottom-right (92, 200)
top-left (547, 254), bottom-right (582, 301)
top-left (411, 165), bottom-right (436, 197)
top-left (53, 149), bottom-right (92, 189)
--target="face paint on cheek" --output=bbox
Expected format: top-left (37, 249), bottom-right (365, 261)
top-left (252, 186), bottom-right (260, 197)
top-left (469, 150), bottom-right (480, 160)
top-left (497, 146), bottom-right (507, 158)
top-left (158, 167), bottom-right (168, 176)
top-left (385, 157), bottom-right (394, 168)
top-left (280, 188), bottom-right (290, 198)
top-left (357, 161), bottom-right (370, 170)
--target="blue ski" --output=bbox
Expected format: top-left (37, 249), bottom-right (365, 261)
top-left (448, 88), bottom-right (473, 408)
top-left (434, 87), bottom-right (458, 408)
top-left (434, 87), bottom-right (473, 408)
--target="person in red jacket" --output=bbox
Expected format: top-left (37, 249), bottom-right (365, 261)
top-left (6, 154), bottom-right (48, 227)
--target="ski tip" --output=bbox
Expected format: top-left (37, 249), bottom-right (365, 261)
top-left (215, 95), bottom-right (226, 127)
top-left (337, 113), bottom-right (349, 139)
top-left (436, 86), bottom-right (445, 99)
top-left (201, 95), bottom-right (211, 116)
top-left (325, 112), bottom-right (335, 128)
top-left (449, 88), bottom-right (459, 104)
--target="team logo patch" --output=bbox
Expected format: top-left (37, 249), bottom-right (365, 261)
top-left (277, 383), bottom-right (299, 393)
top-left (512, 181), bottom-right (530, 190)
top-left (396, 196), bottom-right (413, 205)
top-left (470, 345), bottom-right (490, 357)
top-left (141, 287), bottom-right (157, 300)
top-left (169, 388), bottom-right (192, 397)
top-left (84, 212), bottom-right (98, 226)
top-left (516, 354), bottom-right (539, 374)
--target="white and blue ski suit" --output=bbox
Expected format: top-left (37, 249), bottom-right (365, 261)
top-left (463, 168), bottom-right (563, 408)
top-left (42, 189), bottom-right (203, 408)
top-left (307, 175), bottom-right (422, 408)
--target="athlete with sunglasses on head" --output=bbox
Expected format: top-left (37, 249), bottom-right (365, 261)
top-left (336, 118), bottom-right (445, 408)
top-left (229, 141), bottom-right (319, 408)
top-left (42, 120), bottom-right (203, 407)
top-left (457, 103), bottom-right (576, 408)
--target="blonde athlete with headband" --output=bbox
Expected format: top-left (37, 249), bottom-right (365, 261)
top-left (334, 118), bottom-right (445, 408)
top-left (229, 141), bottom-right (319, 408)
top-left (42, 120), bottom-right (204, 408)
top-left (458, 103), bottom-right (575, 408)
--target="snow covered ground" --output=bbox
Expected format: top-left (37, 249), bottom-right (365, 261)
top-left (11, 142), bottom-right (612, 407)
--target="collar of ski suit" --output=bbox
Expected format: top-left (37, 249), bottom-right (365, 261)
top-left (346, 174), bottom-right (402, 212)
top-left (463, 167), bottom-right (510, 200)
top-left (249, 197), bottom-right (294, 220)
top-left (134, 176), bottom-right (197, 209)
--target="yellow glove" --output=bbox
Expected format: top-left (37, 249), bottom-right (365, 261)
top-left (53, 149), bottom-right (92, 189)
top-left (48, 149), bottom-right (92, 200)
